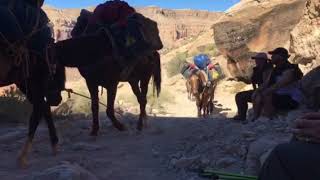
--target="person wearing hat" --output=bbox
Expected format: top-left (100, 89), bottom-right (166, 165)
top-left (256, 47), bottom-right (303, 118)
top-left (233, 52), bottom-right (273, 122)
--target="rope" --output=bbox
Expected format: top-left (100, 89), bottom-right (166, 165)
top-left (0, 1), bottom-right (55, 97)
top-left (64, 88), bottom-right (107, 108)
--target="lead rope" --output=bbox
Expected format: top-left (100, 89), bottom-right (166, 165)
top-left (64, 88), bottom-right (107, 108)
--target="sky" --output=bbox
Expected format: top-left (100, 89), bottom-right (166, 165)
top-left (45, 0), bottom-right (240, 12)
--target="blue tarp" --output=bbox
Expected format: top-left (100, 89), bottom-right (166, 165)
top-left (194, 54), bottom-right (210, 70)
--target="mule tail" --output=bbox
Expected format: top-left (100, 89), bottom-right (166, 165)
top-left (152, 51), bottom-right (161, 97)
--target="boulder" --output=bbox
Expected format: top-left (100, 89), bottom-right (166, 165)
top-left (290, 0), bottom-right (320, 67)
top-left (31, 162), bottom-right (99, 180)
top-left (212, 0), bottom-right (307, 80)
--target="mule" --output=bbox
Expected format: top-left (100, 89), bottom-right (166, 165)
top-left (188, 72), bottom-right (216, 117)
top-left (201, 82), bottom-right (217, 117)
top-left (54, 18), bottom-right (162, 135)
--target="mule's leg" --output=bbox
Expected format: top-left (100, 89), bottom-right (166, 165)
top-left (209, 92), bottom-right (215, 115)
top-left (18, 100), bottom-right (43, 168)
top-left (43, 103), bottom-right (59, 155)
top-left (137, 79), bottom-right (149, 130)
top-left (203, 102), bottom-right (208, 118)
top-left (106, 84), bottom-right (126, 131)
top-left (87, 83), bottom-right (100, 136)
top-left (129, 80), bottom-right (145, 130)
top-left (186, 81), bottom-right (191, 100)
top-left (194, 93), bottom-right (201, 117)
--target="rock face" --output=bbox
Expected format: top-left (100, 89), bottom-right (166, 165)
top-left (136, 7), bottom-right (222, 49)
top-left (43, 6), bottom-right (89, 42)
top-left (290, 0), bottom-right (320, 67)
top-left (212, 0), bottom-right (307, 79)
top-left (43, 5), bottom-right (222, 49)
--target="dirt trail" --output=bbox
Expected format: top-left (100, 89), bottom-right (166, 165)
top-left (0, 116), bottom-right (234, 180)
top-left (0, 78), bottom-right (299, 180)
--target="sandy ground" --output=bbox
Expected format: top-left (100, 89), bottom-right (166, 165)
top-left (0, 63), bottom-right (298, 180)
top-left (0, 76), bottom-right (256, 180)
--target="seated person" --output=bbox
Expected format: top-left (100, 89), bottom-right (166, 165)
top-left (259, 112), bottom-right (320, 180)
top-left (255, 47), bottom-right (303, 119)
top-left (233, 52), bottom-right (273, 121)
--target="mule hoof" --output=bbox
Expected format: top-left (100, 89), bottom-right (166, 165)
top-left (90, 130), bottom-right (98, 137)
top-left (114, 123), bottom-right (127, 131)
top-left (137, 124), bottom-right (143, 131)
top-left (52, 144), bottom-right (59, 156)
top-left (17, 155), bottom-right (28, 169)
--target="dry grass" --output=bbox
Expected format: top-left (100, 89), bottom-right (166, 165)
top-left (166, 51), bottom-right (188, 77)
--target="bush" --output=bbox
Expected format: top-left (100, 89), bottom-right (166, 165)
top-left (117, 84), bottom-right (175, 115)
top-left (54, 81), bottom-right (107, 117)
top-left (190, 43), bottom-right (217, 58)
top-left (0, 90), bottom-right (31, 123)
top-left (167, 51), bottom-right (188, 77)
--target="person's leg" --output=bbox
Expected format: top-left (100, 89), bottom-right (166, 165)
top-left (234, 90), bottom-right (254, 120)
top-left (272, 94), bottom-right (299, 112)
top-left (259, 141), bottom-right (320, 180)
top-left (261, 94), bottom-right (275, 118)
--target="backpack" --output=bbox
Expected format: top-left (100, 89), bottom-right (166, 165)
top-left (208, 63), bottom-right (224, 81)
top-left (181, 63), bottom-right (195, 79)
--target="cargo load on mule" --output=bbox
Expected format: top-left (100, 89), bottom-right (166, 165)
top-left (71, 0), bottom-right (163, 60)
top-left (180, 54), bottom-right (224, 81)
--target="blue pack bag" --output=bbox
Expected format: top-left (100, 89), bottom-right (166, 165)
top-left (193, 54), bottom-right (210, 70)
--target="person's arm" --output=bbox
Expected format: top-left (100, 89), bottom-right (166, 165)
top-left (258, 68), bottom-right (273, 90)
top-left (293, 113), bottom-right (320, 143)
top-left (263, 69), bottom-right (295, 95)
top-left (270, 69), bottom-right (296, 90)
top-left (251, 68), bottom-right (258, 90)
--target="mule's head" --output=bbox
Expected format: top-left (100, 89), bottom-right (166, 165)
top-left (46, 45), bottom-right (66, 106)
top-left (131, 13), bottom-right (163, 50)
top-left (46, 63), bottom-right (65, 106)
top-left (0, 42), bottom-right (15, 85)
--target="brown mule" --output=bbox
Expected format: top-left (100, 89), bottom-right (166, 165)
top-left (201, 81), bottom-right (217, 117)
top-left (81, 52), bottom-right (161, 136)
top-left (188, 70), bottom-right (217, 117)
top-left (63, 11), bottom-right (163, 135)
top-left (188, 72), bottom-right (205, 117)
top-left (54, 29), bottom-right (162, 136)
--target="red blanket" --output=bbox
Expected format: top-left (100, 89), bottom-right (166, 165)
top-left (89, 0), bottom-right (135, 27)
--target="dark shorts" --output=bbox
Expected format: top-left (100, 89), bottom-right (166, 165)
top-left (272, 93), bottom-right (299, 111)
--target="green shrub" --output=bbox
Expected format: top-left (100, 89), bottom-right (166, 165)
top-left (55, 83), bottom-right (109, 118)
top-left (0, 91), bottom-right (31, 123)
top-left (117, 84), bottom-right (175, 115)
top-left (192, 43), bottom-right (217, 58)
top-left (167, 51), bottom-right (188, 77)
